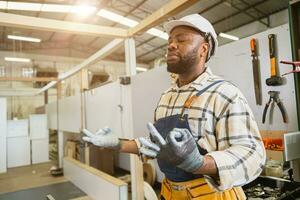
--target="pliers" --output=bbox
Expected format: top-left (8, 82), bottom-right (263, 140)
top-left (280, 60), bottom-right (300, 76)
top-left (262, 91), bottom-right (288, 123)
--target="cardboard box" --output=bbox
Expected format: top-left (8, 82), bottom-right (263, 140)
top-left (89, 145), bottom-right (115, 175)
top-left (266, 150), bottom-right (284, 162)
top-left (64, 140), bottom-right (77, 159)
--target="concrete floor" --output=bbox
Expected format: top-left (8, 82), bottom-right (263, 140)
top-left (0, 161), bottom-right (92, 199)
top-left (0, 161), bottom-right (66, 194)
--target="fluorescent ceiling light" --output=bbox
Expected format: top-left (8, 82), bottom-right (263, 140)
top-left (219, 32), bottom-right (239, 41)
top-left (136, 67), bottom-right (147, 72)
top-left (97, 9), bottom-right (167, 40)
top-left (8, 35), bottom-right (41, 43)
top-left (0, 1), bottom-right (96, 16)
top-left (147, 28), bottom-right (168, 40)
top-left (7, 2), bottom-right (41, 11)
top-left (4, 57), bottom-right (31, 63)
top-left (97, 9), bottom-right (138, 27)
top-left (70, 5), bottom-right (96, 16)
top-left (41, 4), bottom-right (71, 13)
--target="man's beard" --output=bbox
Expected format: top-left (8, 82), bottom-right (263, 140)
top-left (167, 48), bottom-right (199, 74)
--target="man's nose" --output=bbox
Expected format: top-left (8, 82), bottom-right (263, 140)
top-left (168, 41), bottom-right (177, 51)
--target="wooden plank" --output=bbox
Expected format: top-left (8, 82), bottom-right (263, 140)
top-left (128, 0), bottom-right (199, 36)
top-left (0, 12), bottom-right (127, 38)
top-left (64, 157), bottom-right (128, 200)
top-left (0, 77), bottom-right (58, 82)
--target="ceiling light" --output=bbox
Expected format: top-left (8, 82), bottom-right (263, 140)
top-left (147, 28), bottom-right (168, 40)
top-left (41, 4), bottom-right (71, 13)
top-left (97, 9), bottom-right (167, 40)
top-left (4, 57), bottom-right (31, 63)
top-left (7, 1), bottom-right (41, 11)
top-left (8, 35), bottom-right (41, 43)
top-left (97, 9), bottom-right (138, 27)
top-left (136, 67), bottom-right (147, 72)
top-left (70, 5), bottom-right (96, 16)
top-left (219, 32), bottom-right (239, 41)
top-left (0, 1), bottom-right (96, 16)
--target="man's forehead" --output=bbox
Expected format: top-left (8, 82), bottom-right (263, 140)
top-left (169, 25), bottom-right (203, 35)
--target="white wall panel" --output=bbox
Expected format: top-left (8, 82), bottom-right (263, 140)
top-left (0, 98), bottom-right (7, 173)
top-left (210, 24), bottom-right (297, 131)
top-left (58, 95), bottom-right (81, 133)
top-left (130, 66), bottom-right (171, 138)
top-left (85, 82), bottom-right (122, 137)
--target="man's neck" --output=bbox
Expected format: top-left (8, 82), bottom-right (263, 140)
top-left (177, 66), bottom-right (206, 87)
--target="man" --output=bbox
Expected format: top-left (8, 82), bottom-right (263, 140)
top-left (82, 14), bottom-right (266, 199)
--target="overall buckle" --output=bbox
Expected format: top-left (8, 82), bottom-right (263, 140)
top-left (171, 184), bottom-right (186, 191)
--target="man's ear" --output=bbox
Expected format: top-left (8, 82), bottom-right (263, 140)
top-left (200, 42), bottom-right (209, 59)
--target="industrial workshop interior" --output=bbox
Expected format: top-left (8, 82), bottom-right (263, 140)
top-left (1, 0), bottom-right (300, 199)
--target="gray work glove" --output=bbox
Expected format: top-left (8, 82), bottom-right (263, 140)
top-left (82, 127), bottom-right (120, 149)
top-left (166, 128), bottom-right (204, 173)
top-left (136, 123), bottom-right (166, 158)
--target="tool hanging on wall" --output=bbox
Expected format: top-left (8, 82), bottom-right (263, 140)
top-left (262, 91), bottom-right (287, 123)
top-left (280, 60), bottom-right (300, 76)
top-left (266, 34), bottom-right (283, 86)
top-left (250, 38), bottom-right (262, 105)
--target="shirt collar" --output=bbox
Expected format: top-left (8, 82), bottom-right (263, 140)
top-left (171, 67), bottom-right (214, 91)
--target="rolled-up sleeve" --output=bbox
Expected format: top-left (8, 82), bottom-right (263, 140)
top-left (205, 95), bottom-right (266, 191)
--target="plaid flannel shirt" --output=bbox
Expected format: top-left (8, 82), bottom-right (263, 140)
top-left (154, 67), bottom-right (266, 191)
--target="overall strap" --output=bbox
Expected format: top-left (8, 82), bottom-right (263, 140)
top-left (195, 80), bottom-right (224, 97)
top-left (180, 80), bottom-right (224, 117)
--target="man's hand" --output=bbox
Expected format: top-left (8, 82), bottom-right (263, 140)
top-left (82, 127), bottom-right (120, 149)
top-left (136, 123), bottom-right (166, 158)
top-left (166, 128), bottom-right (204, 173)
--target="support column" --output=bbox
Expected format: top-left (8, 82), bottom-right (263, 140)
top-left (56, 81), bottom-right (63, 168)
top-left (80, 69), bottom-right (89, 165)
top-left (124, 37), bottom-right (144, 200)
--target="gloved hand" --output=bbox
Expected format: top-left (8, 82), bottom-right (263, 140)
top-left (82, 127), bottom-right (120, 149)
top-left (136, 123), bottom-right (166, 158)
top-left (166, 128), bottom-right (204, 173)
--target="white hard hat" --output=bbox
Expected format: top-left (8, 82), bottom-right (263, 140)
top-left (164, 14), bottom-right (218, 61)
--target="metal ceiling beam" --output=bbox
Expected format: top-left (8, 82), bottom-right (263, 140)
top-left (199, 0), bottom-right (224, 14)
top-left (225, 0), bottom-right (269, 27)
top-left (137, 43), bottom-right (167, 59)
top-left (0, 12), bottom-right (128, 38)
top-left (128, 0), bottom-right (199, 36)
top-left (238, 0), bottom-right (266, 16)
top-left (212, 0), bottom-right (266, 26)
top-left (221, 7), bottom-right (287, 33)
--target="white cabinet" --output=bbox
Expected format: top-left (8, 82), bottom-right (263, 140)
top-left (29, 114), bottom-right (49, 164)
top-left (0, 98), bottom-right (6, 173)
top-left (7, 119), bottom-right (30, 168)
top-left (31, 139), bottom-right (49, 164)
top-left (29, 114), bottom-right (48, 139)
top-left (7, 136), bottom-right (31, 168)
top-left (7, 119), bottom-right (28, 137)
